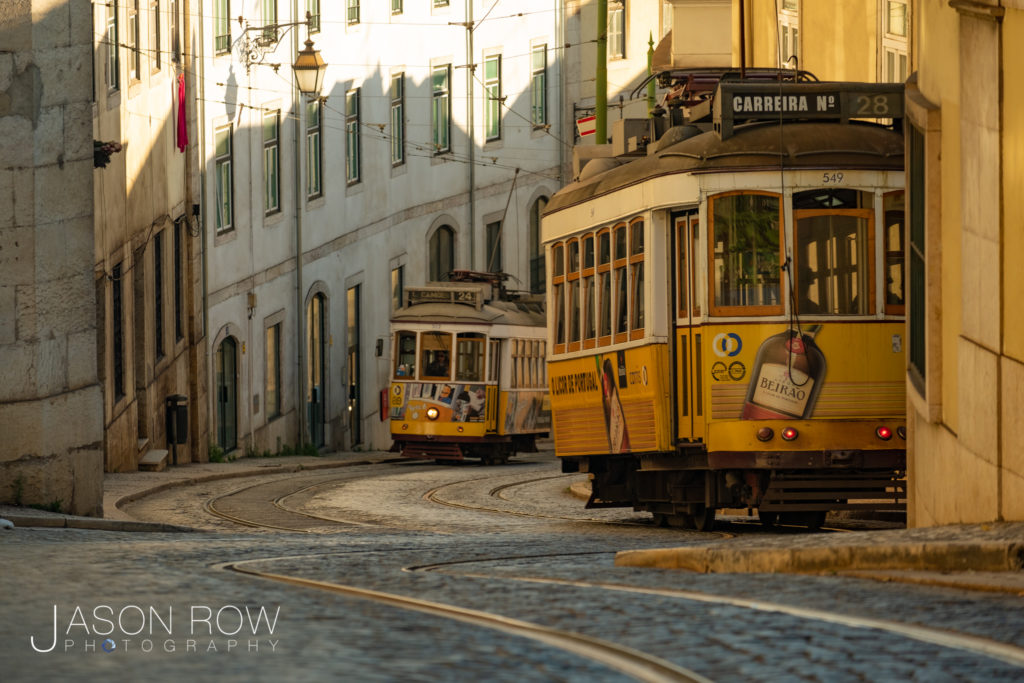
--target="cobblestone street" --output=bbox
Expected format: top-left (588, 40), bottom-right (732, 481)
top-left (2, 453), bottom-right (1023, 682)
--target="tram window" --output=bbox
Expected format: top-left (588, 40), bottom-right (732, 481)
top-left (630, 262), bottom-right (645, 334)
top-left (568, 239), bottom-right (580, 272)
top-left (583, 276), bottom-right (596, 342)
top-left (598, 231), bottom-right (611, 264)
top-left (599, 271), bottom-right (612, 339)
top-left (583, 235), bottom-right (595, 269)
top-left (568, 279), bottom-right (581, 344)
top-left (552, 244), bottom-right (564, 277)
top-left (677, 218), bottom-right (688, 317)
top-left (394, 331), bottom-right (417, 378)
top-left (455, 332), bottom-right (485, 381)
top-left (488, 339), bottom-right (501, 382)
top-left (553, 282), bottom-right (565, 346)
top-left (614, 225), bottom-right (627, 259)
top-left (792, 188), bottom-right (873, 210)
top-left (710, 192), bottom-right (783, 315)
top-left (630, 219), bottom-right (644, 255)
top-left (421, 332), bottom-right (452, 379)
top-left (795, 212), bottom-right (872, 315)
top-left (883, 191), bottom-right (905, 314)
top-left (615, 267), bottom-right (629, 336)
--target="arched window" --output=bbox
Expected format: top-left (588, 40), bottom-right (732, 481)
top-left (529, 196), bottom-right (548, 293)
top-left (429, 225), bottom-right (454, 282)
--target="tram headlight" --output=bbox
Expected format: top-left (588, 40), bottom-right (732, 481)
top-left (756, 427), bottom-right (774, 442)
top-left (781, 427), bottom-right (799, 441)
top-left (875, 426), bottom-right (893, 441)
top-left (426, 407), bottom-right (440, 421)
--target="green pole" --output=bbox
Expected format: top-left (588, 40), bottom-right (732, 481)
top-left (596, 0), bottom-right (607, 143)
top-left (647, 32), bottom-right (656, 115)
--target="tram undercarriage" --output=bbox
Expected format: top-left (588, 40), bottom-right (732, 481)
top-left (561, 450), bottom-right (907, 530)
top-left (394, 434), bottom-right (541, 466)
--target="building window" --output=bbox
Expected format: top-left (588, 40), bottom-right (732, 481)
top-left (778, 0), bottom-right (800, 67)
top-left (391, 265), bottom-right (404, 311)
top-left (608, 1), bottom-right (625, 59)
top-left (263, 110), bottom-right (280, 214)
top-left (486, 220), bottom-right (502, 273)
top-left (215, 0), bottom-right (231, 54)
top-left (107, 1), bottom-right (120, 90)
top-left (881, 0), bottom-right (909, 83)
top-left (434, 0), bottom-right (449, 6)
top-left (346, 88), bottom-right (360, 184)
top-left (347, 0), bottom-right (359, 25)
top-left (531, 45), bottom-right (547, 127)
top-left (432, 65), bottom-right (451, 153)
top-left (170, 0), bottom-right (180, 63)
top-left (307, 0), bottom-right (320, 33)
top-left (392, 0), bottom-right (402, 13)
top-left (262, 0), bottom-right (277, 41)
top-left (484, 55), bottom-right (502, 141)
top-left (429, 226), bottom-right (454, 282)
top-left (112, 264), bottom-right (125, 402)
top-left (154, 230), bottom-right (165, 359)
top-left (306, 99), bottom-right (322, 198)
top-left (214, 125), bottom-right (233, 233)
top-left (266, 323), bottom-right (281, 419)
top-left (391, 74), bottom-right (405, 165)
top-left (710, 192), bottom-right (783, 315)
top-left (908, 124), bottom-right (925, 389)
top-left (128, 0), bottom-right (140, 81)
top-left (150, 0), bottom-right (161, 71)
top-left (174, 218), bottom-right (184, 341)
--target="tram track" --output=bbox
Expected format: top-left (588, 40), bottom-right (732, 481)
top-left (221, 556), bottom-right (712, 683)
top-left (403, 558), bottom-right (1024, 670)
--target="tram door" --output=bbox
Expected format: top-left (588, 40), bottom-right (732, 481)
top-left (674, 211), bottom-right (704, 441)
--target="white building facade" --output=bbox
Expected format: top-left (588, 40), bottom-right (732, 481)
top-left (199, 1), bottom-right (572, 454)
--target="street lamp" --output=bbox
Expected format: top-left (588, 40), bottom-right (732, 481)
top-left (238, 13), bottom-right (327, 98)
top-left (292, 38), bottom-right (327, 98)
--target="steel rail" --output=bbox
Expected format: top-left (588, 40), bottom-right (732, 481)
top-left (223, 559), bottom-right (713, 683)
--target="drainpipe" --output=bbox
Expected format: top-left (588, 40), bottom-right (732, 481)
top-left (195, 0), bottom-right (212, 454)
top-left (293, 0), bottom-right (307, 447)
top-left (596, 0), bottom-right (607, 144)
top-left (466, 1), bottom-right (475, 271)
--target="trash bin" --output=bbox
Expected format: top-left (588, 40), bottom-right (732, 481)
top-left (165, 394), bottom-right (188, 465)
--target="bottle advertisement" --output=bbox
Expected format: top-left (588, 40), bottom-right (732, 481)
top-left (741, 324), bottom-right (826, 419)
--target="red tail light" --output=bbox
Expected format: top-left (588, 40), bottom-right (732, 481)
top-left (876, 426), bottom-right (893, 441)
top-left (756, 427), bottom-right (774, 442)
top-left (781, 427), bottom-right (798, 441)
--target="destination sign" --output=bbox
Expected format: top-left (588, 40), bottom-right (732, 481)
top-left (406, 287), bottom-right (480, 308)
top-left (714, 81), bottom-right (904, 139)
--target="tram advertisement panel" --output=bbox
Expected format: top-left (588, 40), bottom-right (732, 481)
top-left (548, 345), bottom-right (672, 457)
top-left (390, 382), bottom-right (488, 423)
top-left (700, 322), bottom-right (905, 423)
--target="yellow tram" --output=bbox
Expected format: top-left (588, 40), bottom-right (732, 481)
top-left (389, 271), bottom-right (549, 464)
top-left (544, 73), bottom-right (907, 529)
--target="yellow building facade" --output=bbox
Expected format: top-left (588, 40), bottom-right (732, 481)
top-left (729, 0), bottom-right (1022, 525)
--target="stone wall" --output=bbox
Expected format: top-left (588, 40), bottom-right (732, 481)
top-left (0, 0), bottom-right (103, 515)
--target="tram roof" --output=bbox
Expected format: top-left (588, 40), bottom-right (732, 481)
top-left (545, 120), bottom-right (904, 216)
top-left (391, 298), bottom-right (545, 329)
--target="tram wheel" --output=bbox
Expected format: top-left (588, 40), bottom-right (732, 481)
top-left (759, 511), bottom-right (778, 528)
top-left (691, 505), bottom-right (716, 532)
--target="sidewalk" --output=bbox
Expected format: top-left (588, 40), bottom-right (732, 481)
top-left (0, 450), bottom-right (395, 533)
top-left (568, 481), bottom-right (1024, 594)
